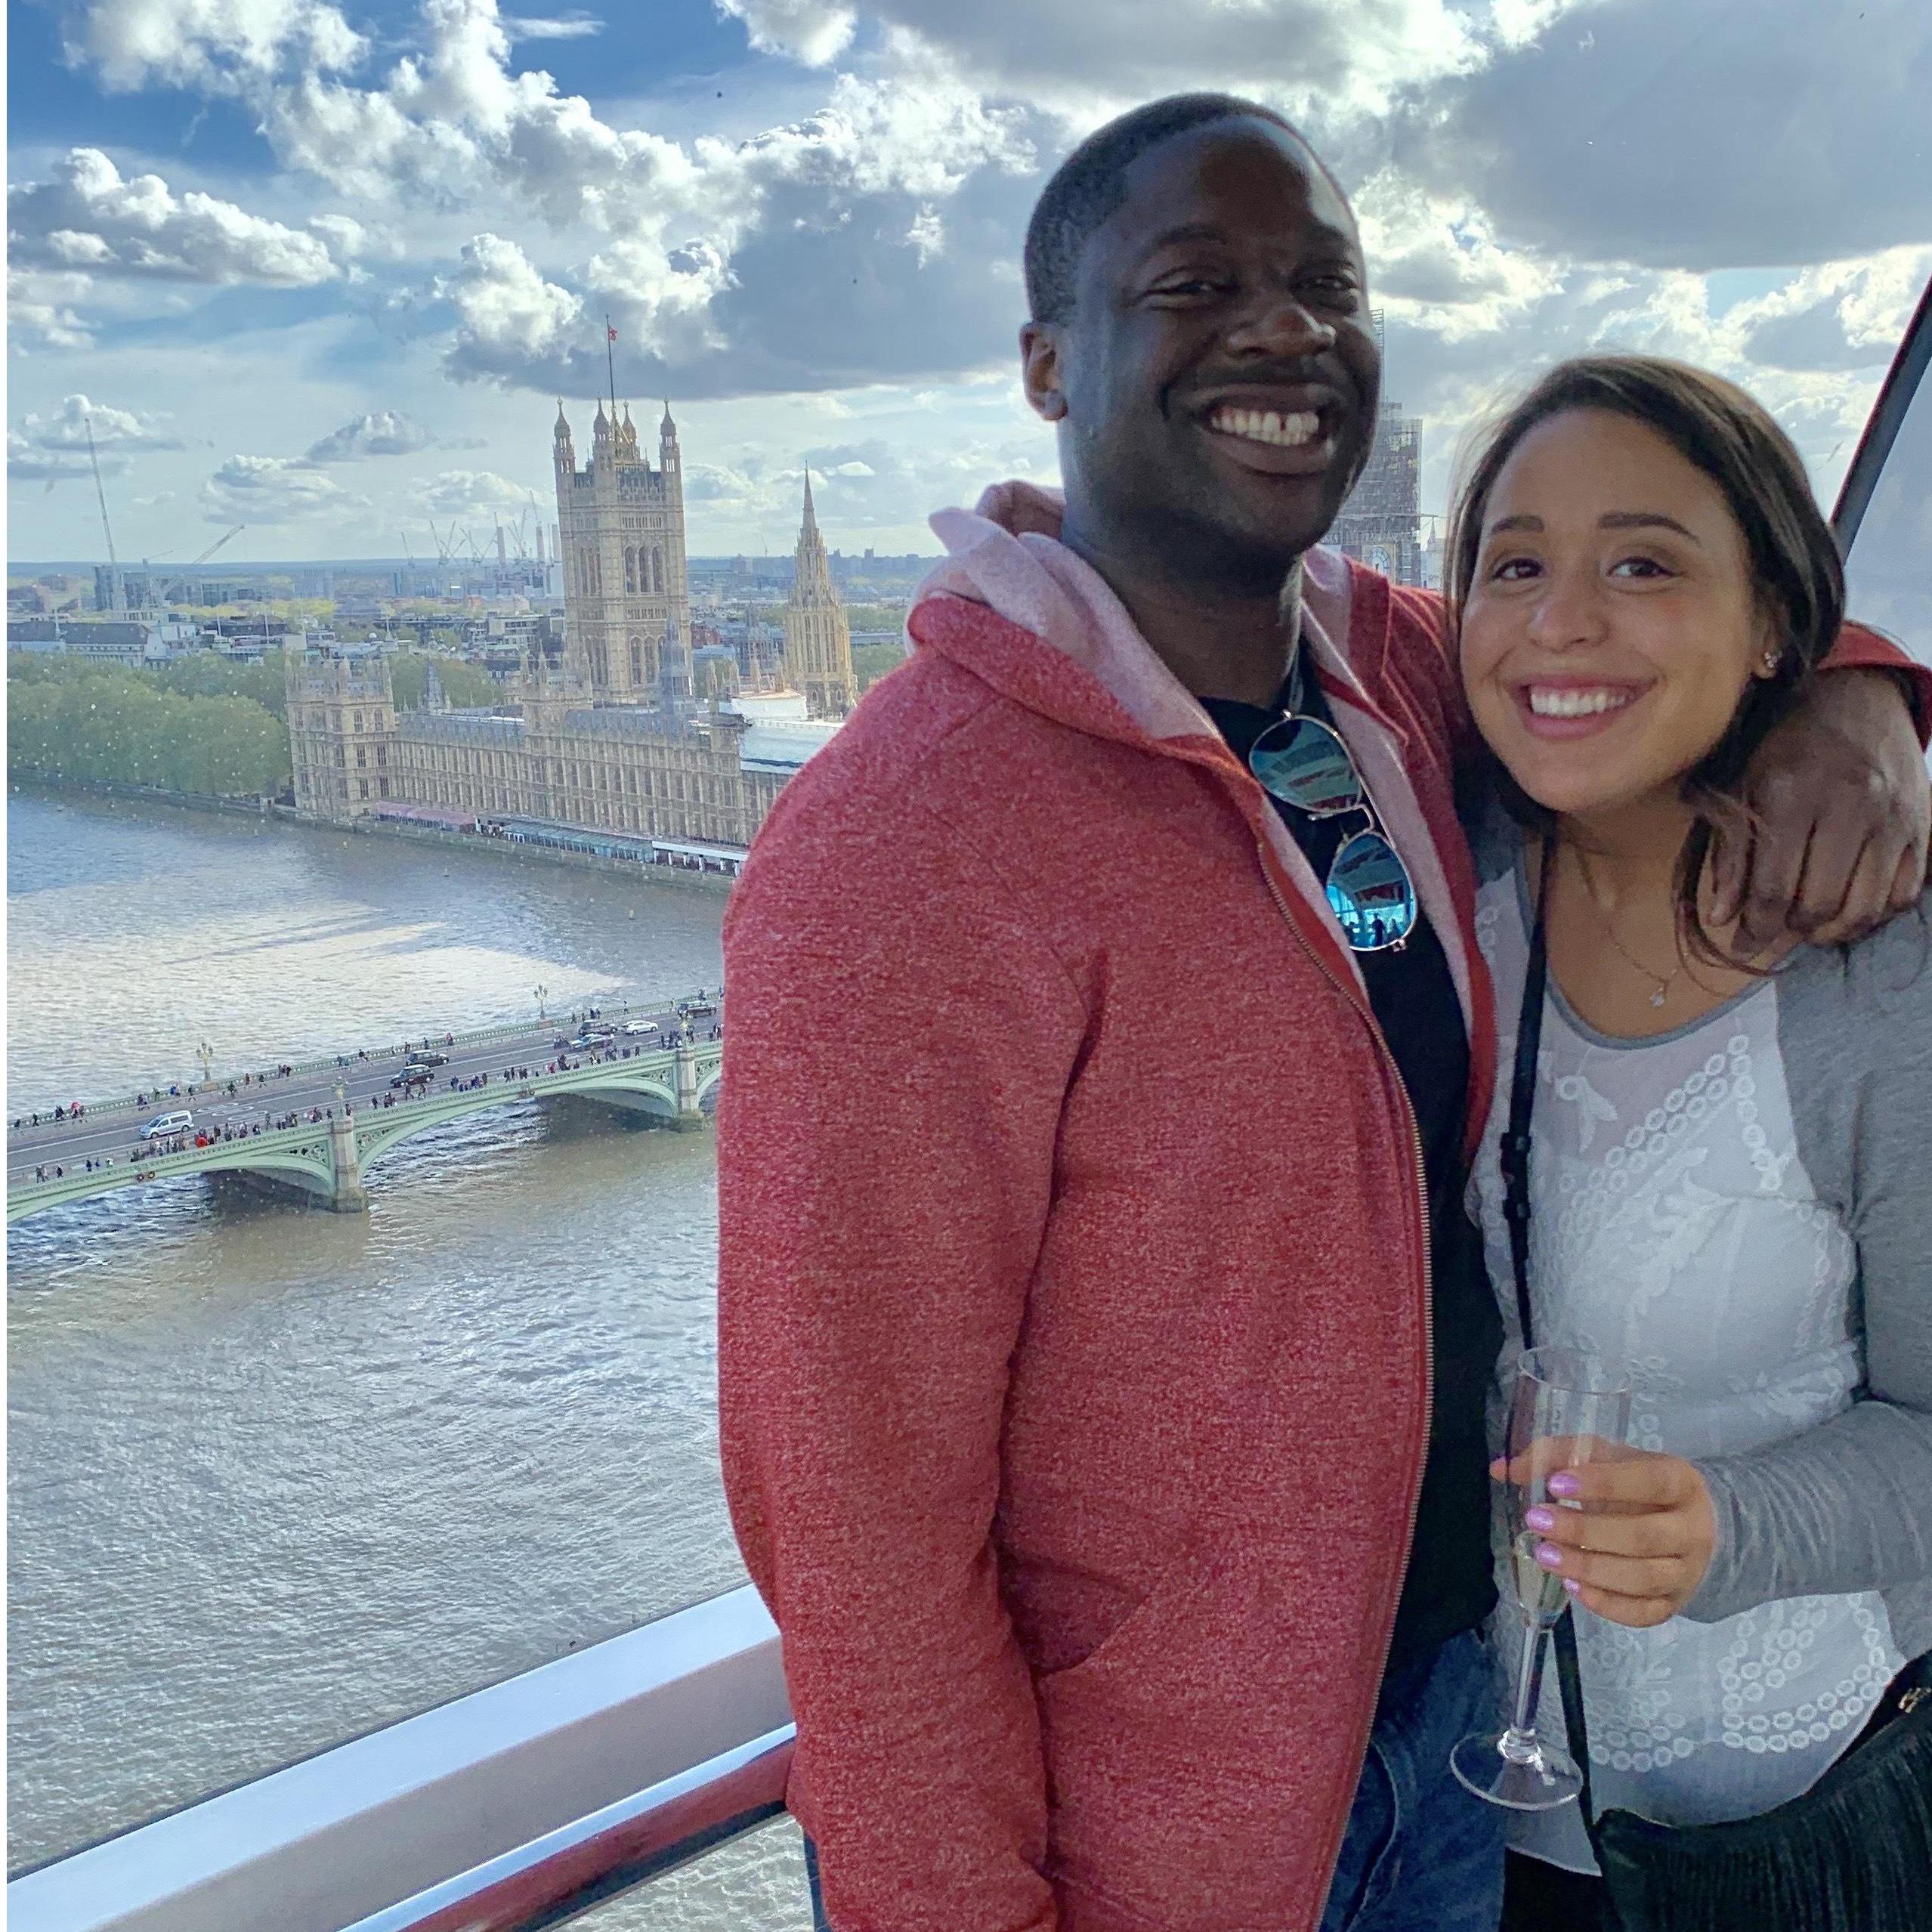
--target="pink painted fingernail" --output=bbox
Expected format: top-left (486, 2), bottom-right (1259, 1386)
top-left (1525, 1507), bottom-right (1556, 1533)
top-left (1563, 1578), bottom-right (1582, 1596)
top-left (1535, 1541), bottom-right (1564, 1569)
top-left (1548, 1472), bottom-right (1581, 1499)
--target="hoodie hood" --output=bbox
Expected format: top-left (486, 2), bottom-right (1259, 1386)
top-left (910, 480), bottom-right (1478, 1043)
top-left (919, 481), bottom-right (1371, 747)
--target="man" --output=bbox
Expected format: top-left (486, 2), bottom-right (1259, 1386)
top-left (719, 96), bottom-right (1929, 1932)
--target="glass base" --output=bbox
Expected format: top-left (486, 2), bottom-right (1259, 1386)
top-left (1449, 1727), bottom-right (1583, 1810)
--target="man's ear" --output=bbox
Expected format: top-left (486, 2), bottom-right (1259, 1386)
top-left (1020, 322), bottom-right (1068, 422)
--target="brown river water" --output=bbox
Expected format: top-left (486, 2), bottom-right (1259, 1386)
top-left (5, 788), bottom-right (809, 1927)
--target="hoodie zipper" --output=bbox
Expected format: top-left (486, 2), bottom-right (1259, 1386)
top-left (1256, 842), bottom-right (1434, 1899)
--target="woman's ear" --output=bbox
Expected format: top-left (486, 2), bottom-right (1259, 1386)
top-left (1750, 615), bottom-right (1785, 682)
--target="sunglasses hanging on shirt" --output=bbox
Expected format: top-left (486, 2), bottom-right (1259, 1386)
top-left (1247, 682), bottom-right (1420, 954)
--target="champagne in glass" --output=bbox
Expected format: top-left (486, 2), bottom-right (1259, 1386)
top-left (1451, 1346), bottom-right (1632, 1810)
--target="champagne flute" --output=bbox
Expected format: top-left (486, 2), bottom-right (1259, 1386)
top-left (1450, 1346), bottom-right (1632, 1810)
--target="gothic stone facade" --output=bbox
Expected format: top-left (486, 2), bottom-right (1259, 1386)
top-left (286, 410), bottom-right (845, 847)
top-left (288, 648), bottom-right (397, 818)
top-left (781, 472), bottom-right (857, 720)
top-left (287, 648), bottom-right (793, 847)
top-left (555, 400), bottom-right (691, 703)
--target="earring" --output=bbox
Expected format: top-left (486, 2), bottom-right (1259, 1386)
top-left (1760, 648), bottom-right (1781, 674)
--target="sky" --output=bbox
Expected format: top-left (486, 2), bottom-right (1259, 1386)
top-left (6, 0), bottom-right (1930, 565)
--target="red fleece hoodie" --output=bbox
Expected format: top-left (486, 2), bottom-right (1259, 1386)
top-left (717, 484), bottom-right (1927, 1932)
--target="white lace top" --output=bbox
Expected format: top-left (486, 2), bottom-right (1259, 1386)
top-left (1470, 852), bottom-right (1911, 1874)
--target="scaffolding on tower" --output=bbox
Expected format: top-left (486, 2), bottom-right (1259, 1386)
top-left (1328, 310), bottom-right (1425, 587)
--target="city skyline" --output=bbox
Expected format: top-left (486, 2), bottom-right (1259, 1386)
top-left (9, 0), bottom-right (1930, 564)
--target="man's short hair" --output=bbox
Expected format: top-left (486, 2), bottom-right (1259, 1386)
top-left (1023, 93), bottom-right (1326, 326)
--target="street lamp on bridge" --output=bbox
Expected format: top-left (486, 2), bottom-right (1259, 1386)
top-left (533, 983), bottom-right (549, 1022)
top-left (196, 1039), bottom-right (215, 1086)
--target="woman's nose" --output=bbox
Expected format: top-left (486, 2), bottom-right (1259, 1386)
top-left (1525, 573), bottom-right (1607, 651)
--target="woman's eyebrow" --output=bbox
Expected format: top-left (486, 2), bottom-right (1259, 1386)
top-left (1484, 510), bottom-right (1703, 545)
top-left (1599, 510), bottom-right (1702, 544)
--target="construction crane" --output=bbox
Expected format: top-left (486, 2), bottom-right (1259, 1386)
top-left (85, 412), bottom-right (124, 614)
top-left (137, 525), bottom-right (246, 616)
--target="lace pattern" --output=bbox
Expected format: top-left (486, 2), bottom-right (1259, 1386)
top-left (1470, 870), bottom-right (1903, 1859)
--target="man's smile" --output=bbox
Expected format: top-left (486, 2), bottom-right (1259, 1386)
top-left (1176, 379), bottom-right (1357, 478)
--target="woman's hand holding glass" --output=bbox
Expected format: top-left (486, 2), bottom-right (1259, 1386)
top-left (1492, 1444), bottom-right (1717, 1628)
top-left (1453, 1347), bottom-right (1632, 1810)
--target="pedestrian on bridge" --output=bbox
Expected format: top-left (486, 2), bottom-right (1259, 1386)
top-left (718, 93), bottom-right (1932, 1932)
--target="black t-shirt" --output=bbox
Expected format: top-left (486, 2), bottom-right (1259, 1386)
top-left (1199, 671), bottom-right (1500, 1676)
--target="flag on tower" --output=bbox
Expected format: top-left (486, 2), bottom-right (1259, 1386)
top-left (607, 323), bottom-right (618, 342)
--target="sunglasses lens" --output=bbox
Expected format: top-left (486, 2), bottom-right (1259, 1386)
top-left (1249, 716), bottom-right (1363, 817)
top-left (1328, 831), bottom-right (1418, 952)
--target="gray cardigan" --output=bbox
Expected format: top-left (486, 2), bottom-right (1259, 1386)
top-left (1683, 904), bottom-right (1932, 1658)
top-left (1474, 807), bottom-right (1932, 1661)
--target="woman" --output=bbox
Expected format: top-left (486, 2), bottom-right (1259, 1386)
top-left (1448, 354), bottom-right (1932, 1924)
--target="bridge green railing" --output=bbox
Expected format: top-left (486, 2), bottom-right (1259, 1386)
top-left (8, 986), bottom-right (719, 1127)
top-left (5, 1040), bottom-right (725, 1226)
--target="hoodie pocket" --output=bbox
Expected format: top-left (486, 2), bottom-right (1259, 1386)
top-left (1036, 1544), bottom-right (1303, 1922)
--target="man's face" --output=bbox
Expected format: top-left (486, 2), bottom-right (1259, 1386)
top-left (1027, 119), bottom-right (1380, 592)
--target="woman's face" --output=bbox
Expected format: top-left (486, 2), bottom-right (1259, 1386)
top-left (1459, 406), bottom-right (1778, 822)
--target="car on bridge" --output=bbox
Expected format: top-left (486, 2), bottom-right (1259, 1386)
top-left (676, 1000), bottom-right (717, 1021)
top-left (389, 1069), bottom-right (433, 1091)
top-left (622, 1020), bottom-right (659, 1037)
top-left (140, 1111), bottom-right (193, 1139)
top-left (404, 1050), bottom-right (450, 1069)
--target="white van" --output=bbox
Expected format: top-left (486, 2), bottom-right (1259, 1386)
top-left (141, 1111), bottom-right (193, 1139)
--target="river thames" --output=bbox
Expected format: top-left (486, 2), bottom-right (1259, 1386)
top-left (6, 789), bottom-right (809, 1927)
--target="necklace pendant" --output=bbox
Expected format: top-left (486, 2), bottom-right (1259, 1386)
top-left (1650, 985), bottom-right (1668, 1008)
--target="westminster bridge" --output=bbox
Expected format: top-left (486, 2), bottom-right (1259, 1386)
top-left (5, 993), bottom-right (724, 1227)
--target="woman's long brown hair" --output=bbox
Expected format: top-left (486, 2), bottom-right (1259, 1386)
top-left (1444, 354), bottom-right (1849, 969)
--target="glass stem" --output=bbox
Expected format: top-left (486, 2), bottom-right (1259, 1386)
top-left (1506, 1612), bottom-right (1547, 1746)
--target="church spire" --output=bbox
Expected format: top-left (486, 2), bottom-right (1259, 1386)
top-left (783, 464), bottom-right (854, 721)
top-left (554, 400), bottom-right (570, 440)
top-left (790, 469), bottom-right (833, 607)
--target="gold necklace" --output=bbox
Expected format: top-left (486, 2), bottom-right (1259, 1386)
top-left (1563, 845), bottom-right (1687, 1009)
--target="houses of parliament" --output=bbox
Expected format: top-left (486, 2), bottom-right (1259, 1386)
top-left (287, 402), bottom-right (861, 852)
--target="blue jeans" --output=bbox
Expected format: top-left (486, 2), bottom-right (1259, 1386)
top-left (803, 1629), bottom-right (1505, 1931)
top-left (1315, 1629), bottom-right (1507, 1932)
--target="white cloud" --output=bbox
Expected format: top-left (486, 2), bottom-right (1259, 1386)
top-left (8, 269), bottom-right (97, 348)
top-left (719, 0), bottom-right (1479, 123)
top-left (1398, 0), bottom-right (1932, 270)
top-left (718, 0), bottom-right (856, 66)
top-left (8, 148), bottom-right (342, 286)
top-left (435, 232), bottom-right (583, 382)
top-left (17, 392), bottom-right (184, 453)
top-left (199, 453), bottom-right (364, 521)
top-left (18, 0), bottom-right (1932, 561)
top-left (502, 11), bottom-right (603, 39)
top-left (8, 431), bottom-right (130, 484)
top-left (57, 0), bottom-right (365, 93)
top-left (304, 409), bottom-right (438, 461)
top-left (1737, 248), bottom-right (1932, 373)
top-left (422, 466), bottom-right (538, 516)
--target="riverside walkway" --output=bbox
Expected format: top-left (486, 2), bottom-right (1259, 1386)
top-left (5, 992), bottom-right (724, 1226)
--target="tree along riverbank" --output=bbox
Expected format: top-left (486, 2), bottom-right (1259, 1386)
top-left (6, 650), bottom-right (506, 802)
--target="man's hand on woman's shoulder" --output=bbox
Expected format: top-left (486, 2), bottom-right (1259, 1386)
top-left (1711, 663), bottom-right (1930, 951)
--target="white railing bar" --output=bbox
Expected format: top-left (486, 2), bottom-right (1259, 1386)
top-left (338, 1726), bottom-right (795, 1932)
top-left (6, 1584), bottom-right (789, 1932)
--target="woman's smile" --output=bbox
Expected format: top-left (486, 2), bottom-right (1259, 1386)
top-left (1510, 673), bottom-right (1654, 740)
